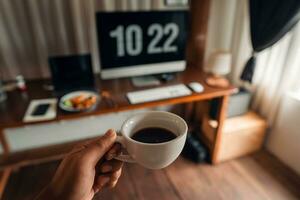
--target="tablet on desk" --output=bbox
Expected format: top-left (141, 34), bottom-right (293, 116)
top-left (23, 99), bottom-right (57, 123)
top-left (31, 103), bottom-right (50, 116)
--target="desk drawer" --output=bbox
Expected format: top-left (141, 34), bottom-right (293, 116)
top-left (3, 106), bottom-right (177, 153)
top-left (3, 110), bottom-right (139, 152)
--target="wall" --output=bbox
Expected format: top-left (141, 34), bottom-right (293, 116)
top-left (266, 92), bottom-right (300, 175)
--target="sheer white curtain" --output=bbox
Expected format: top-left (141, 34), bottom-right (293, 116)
top-left (234, 12), bottom-right (300, 127)
top-left (207, 0), bottom-right (300, 126)
top-left (251, 23), bottom-right (300, 125)
top-left (0, 0), bottom-right (97, 80)
top-left (205, 0), bottom-right (252, 80)
top-left (0, 0), bottom-right (169, 80)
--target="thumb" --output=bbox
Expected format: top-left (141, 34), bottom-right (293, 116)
top-left (81, 129), bottom-right (117, 166)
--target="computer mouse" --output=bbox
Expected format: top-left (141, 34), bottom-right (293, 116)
top-left (188, 82), bottom-right (204, 93)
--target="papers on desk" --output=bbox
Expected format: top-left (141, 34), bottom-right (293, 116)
top-left (23, 99), bottom-right (57, 123)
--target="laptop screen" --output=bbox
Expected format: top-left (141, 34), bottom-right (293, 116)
top-left (49, 54), bottom-right (95, 92)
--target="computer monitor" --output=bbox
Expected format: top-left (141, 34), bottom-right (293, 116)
top-left (96, 10), bottom-right (189, 79)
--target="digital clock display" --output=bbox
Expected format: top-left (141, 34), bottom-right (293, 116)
top-left (96, 11), bottom-right (188, 69)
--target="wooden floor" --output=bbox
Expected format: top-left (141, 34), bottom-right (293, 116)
top-left (2, 150), bottom-right (300, 200)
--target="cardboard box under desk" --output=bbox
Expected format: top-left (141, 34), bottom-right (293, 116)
top-left (201, 111), bottom-right (267, 162)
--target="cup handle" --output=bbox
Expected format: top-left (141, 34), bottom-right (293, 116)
top-left (114, 135), bottom-right (136, 163)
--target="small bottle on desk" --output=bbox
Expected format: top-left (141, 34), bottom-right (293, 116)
top-left (16, 75), bottom-right (27, 91)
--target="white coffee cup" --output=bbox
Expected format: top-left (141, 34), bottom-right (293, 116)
top-left (115, 111), bottom-right (188, 169)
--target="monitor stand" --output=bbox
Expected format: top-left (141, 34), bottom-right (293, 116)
top-left (131, 75), bottom-right (161, 87)
top-left (131, 73), bottom-right (177, 87)
top-left (157, 73), bottom-right (176, 83)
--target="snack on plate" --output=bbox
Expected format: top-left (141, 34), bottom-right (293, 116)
top-left (63, 94), bottom-right (97, 110)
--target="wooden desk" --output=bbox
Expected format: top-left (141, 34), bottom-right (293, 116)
top-left (0, 67), bottom-right (236, 168)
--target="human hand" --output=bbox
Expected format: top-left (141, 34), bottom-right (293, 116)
top-left (35, 129), bottom-right (123, 200)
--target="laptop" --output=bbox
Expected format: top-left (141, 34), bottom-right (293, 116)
top-left (48, 54), bottom-right (96, 97)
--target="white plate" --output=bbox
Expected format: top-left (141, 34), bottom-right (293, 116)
top-left (59, 91), bottom-right (100, 112)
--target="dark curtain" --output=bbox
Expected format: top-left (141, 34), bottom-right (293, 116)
top-left (240, 0), bottom-right (300, 83)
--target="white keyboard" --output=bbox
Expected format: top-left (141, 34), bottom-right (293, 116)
top-left (127, 84), bottom-right (192, 104)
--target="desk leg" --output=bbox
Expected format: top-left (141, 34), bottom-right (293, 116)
top-left (0, 129), bottom-right (11, 198)
top-left (183, 102), bottom-right (196, 123)
top-left (0, 129), bottom-right (10, 154)
top-left (0, 167), bottom-right (11, 198)
top-left (211, 95), bottom-right (229, 164)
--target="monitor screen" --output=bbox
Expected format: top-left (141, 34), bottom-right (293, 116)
top-left (96, 10), bottom-right (189, 79)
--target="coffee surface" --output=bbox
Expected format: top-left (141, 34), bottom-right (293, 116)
top-left (131, 127), bottom-right (177, 143)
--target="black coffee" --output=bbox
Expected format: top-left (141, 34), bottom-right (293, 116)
top-left (131, 127), bottom-right (177, 143)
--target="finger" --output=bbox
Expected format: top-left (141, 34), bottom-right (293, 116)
top-left (80, 129), bottom-right (117, 165)
top-left (107, 179), bottom-right (118, 188)
top-left (109, 169), bottom-right (122, 182)
top-left (106, 170), bottom-right (122, 188)
top-left (105, 143), bottom-right (122, 160)
top-left (69, 140), bottom-right (91, 155)
top-left (95, 169), bottom-right (122, 189)
top-left (100, 159), bottom-right (124, 173)
top-left (93, 176), bottom-right (111, 192)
